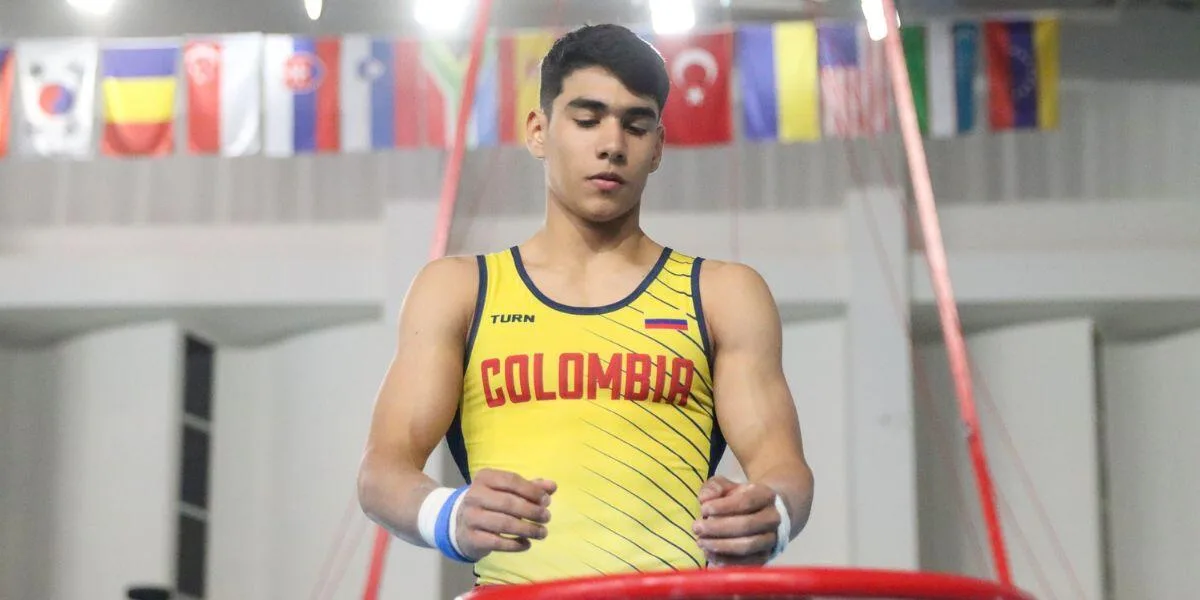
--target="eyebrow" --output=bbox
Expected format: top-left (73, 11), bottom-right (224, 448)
top-left (565, 97), bottom-right (659, 121)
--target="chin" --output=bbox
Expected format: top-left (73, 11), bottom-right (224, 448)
top-left (575, 195), bottom-right (638, 224)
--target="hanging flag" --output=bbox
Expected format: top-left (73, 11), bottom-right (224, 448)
top-left (420, 37), bottom-right (500, 149)
top-left (654, 29), bottom-right (734, 146)
top-left (100, 40), bottom-right (180, 157)
top-left (818, 23), bottom-right (890, 139)
top-left (184, 33), bottom-right (263, 156)
top-left (902, 22), bottom-right (979, 138)
top-left (0, 45), bottom-right (13, 158)
top-left (498, 30), bottom-right (556, 145)
top-left (985, 18), bottom-right (1059, 131)
top-left (738, 21), bottom-right (821, 143)
top-left (15, 38), bottom-right (99, 158)
top-left (340, 35), bottom-right (422, 152)
top-left (263, 35), bottom-right (341, 157)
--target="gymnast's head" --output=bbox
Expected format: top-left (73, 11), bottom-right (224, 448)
top-left (525, 24), bottom-right (671, 224)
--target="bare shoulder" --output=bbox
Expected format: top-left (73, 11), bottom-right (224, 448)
top-left (398, 255), bottom-right (481, 336)
top-left (697, 259), bottom-right (780, 346)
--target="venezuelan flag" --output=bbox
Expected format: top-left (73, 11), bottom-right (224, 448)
top-left (737, 21), bottom-right (821, 142)
top-left (498, 30), bottom-right (556, 145)
top-left (101, 43), bottom-right (180, 156)
top-left (985, 18), bottom-right (1059, 131)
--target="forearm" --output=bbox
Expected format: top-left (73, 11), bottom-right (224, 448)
top-left (752, 459), bottom-right (814, 540)
top-left (357, 453), bottom-right (443, 547)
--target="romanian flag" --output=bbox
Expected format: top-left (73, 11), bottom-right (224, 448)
top-left (0, 45), bottom-right (13, 157)
top-left (737, 21), bottom-right (821, 143)
top-left (101, 41), bottom-right (180, 157)
top-left (985, 19), bottom-right (1059, 131)
top-left (498, 30), bottom-right (556, 145)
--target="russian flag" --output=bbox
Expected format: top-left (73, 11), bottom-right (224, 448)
top-left (645, 318), bottom-right (689, 331)
top-left (985, 19), bottom-right (1059, 131)
top-left (263, 35), bottom-right (341, 157)
top-left (185, 33), bottom-right (263, 156)
top-left (340, 36), bottom-right (422, 152)
top-left (0, 45), bottom-right (13, 157)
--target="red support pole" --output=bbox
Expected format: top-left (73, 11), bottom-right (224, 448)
top-left (877, 0), bottom-right (1013, 585)
top-left (361, 1), bottom-right (496, 598)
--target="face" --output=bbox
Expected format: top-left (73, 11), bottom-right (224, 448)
top-left (526, 66), bottom-right (665, 224)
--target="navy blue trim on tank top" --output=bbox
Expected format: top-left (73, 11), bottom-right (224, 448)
top-left (509, 245), bottom-right (673, 316)
top-left (447, 254), bottom-right (488, 485)
top-left (691, 256), bottom-right (726, 477)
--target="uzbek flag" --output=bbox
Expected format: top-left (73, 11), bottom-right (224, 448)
top-left (498, 30), bottom-right (556, 145)
top-left (902, 21), bottom-right (979, 137)
top-left (737, 21), bottom-right (821, 143)
top-left (985, 19), bottom-right (1059, 131)
top-left (101, 41), bottom-right (180, 157)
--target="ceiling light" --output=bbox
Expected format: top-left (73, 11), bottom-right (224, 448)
top-left (67, 0), bottom-right (114, 16)
top-left (862, 0), bottom-right (901, 41)
top-left (650, 0), bottom-right (696, 35)
top-left (414, 0), bottom-right (472, 34)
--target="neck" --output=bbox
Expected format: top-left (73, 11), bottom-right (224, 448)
top-left (527, 197), bottom-right (652, 265)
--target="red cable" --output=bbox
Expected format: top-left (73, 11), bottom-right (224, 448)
top-left (361, 2), bottom-right (496, 598)
top-left (878, 0), bottom-right (1012, 584)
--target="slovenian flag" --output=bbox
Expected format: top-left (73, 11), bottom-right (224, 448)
top-left (419, 37), bottom-right (499, 149)
top-left (340, 35), bottom-right (422, 152)
top-left (498, 31), bottom-right (556, 145)
top-left (100, 40), bottom-right (180, 157)
top-left (985, 19), bottom-right (1059, 131)
top-left (184, 33), bottom-right (263, 156)
top-left (737, 21), bottom-right (821, 143)
top-left (0, 45), bottom-right (13, 157)
top-left (902, 22), bottom-right (979, 137)
top-left (263, 35), bottom-right (341, 156)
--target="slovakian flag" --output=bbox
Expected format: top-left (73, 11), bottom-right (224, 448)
top-left (100, 40), bottom-right (180, 157)
top-left (263, 35), bottom-right (341, 157)
top-left (419, 38), bottom-right (500, 149)
top-left (340, 35), bottom-right (422, 152)
top-left (902, 22), bottom-right (979, 138)
top-left (184, 33), bottom-right (263, 156)
top-left (985, 19), bottom-right (1059, 131)
top-left (737, 21), bottom-right (821, 143)
top-left (498, 30), bottom-right (556, 145)
top-left (817, 23), bottom-right (891, 139)
top-left (653, 30), bottom-right (734, 146)
top-left (0, 45), bottom-right (13, 157)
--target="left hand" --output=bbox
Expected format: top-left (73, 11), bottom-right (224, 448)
top-left (693, 476), bottom-right (782, 566)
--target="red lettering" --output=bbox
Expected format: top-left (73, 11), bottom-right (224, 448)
top-left (666, 358), bottom-right (695, 406)
top-left (624, 354), bottom-right (651, 401)
top-left (533, 354), bottom-right (556, 401)
top-left (559, 353), bottom-right (584, 399)
top-left (588, 353), bottom-right (622, 400)
top-left (505, 355), bottom-right (531, 403)
top-left (652, 355), bottom-right (668, 403)
top-left (482, 358), bottom-right (504, 407)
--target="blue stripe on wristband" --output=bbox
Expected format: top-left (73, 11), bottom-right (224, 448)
top-left (434, 485), bottom-right (473, 563)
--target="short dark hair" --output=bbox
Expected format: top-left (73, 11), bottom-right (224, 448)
top-left (539, 24), bottom-right (671, 117)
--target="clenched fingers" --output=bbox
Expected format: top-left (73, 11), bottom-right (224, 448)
top-left (698, 531), bottom-right (776, 559)
top-left (469, 508), bottom-right (549, 540)
top-left (694, 510), bottom-right (778, 539)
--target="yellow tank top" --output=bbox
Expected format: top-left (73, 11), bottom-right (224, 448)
top-left (450, 245), bottom-right (723, 585)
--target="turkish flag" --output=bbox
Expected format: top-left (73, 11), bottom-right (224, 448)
top-left (656, 30), bottom-right (733, 146)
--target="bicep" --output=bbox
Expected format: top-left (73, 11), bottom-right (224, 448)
top-left (707, 264), bottom-right (805, 477)
top-left (364, 259), bottom-right (476, 470)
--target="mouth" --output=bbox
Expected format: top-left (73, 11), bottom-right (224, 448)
top-left (587, 172), bottom-right (626, 191)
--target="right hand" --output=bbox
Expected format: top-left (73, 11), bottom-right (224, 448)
top-left (454, 468), bottom-right (557, 561)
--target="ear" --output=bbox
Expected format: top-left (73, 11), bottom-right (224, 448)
top-left (650, 122), bottom-right (666, 173)
top-left (525, 109), bottom-right (547, 159)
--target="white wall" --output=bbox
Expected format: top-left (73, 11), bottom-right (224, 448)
top-left (1101, 328), bottom-right (1200, 600)
top-left (916, 319), bottom-right (1104, 600)
top-left (210, 321), bottom-right (469, 600)
top-left (0, 322), bottom-right (183, 600)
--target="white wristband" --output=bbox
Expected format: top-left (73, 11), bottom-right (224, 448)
top-left (770, 493), bottom-right (791, 560)
top-left (417, 487), bottom-right (456, 547)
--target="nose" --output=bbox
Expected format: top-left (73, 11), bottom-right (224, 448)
top-left (595, 119), bottom-right (627, 165)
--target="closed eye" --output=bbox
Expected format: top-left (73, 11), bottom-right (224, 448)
top-left (575, 119), bottom-right (599, 128)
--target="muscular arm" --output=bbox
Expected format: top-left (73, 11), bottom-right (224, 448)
top-left (701, 261), bottom-right (814, 545)
top-left (357, 256), bottom-right (477, 546)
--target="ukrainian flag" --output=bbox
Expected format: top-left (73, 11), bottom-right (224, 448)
top-left (101, 43), bottom-right (180, 156)
top-left (737, 22), bottom-right (821, 142)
